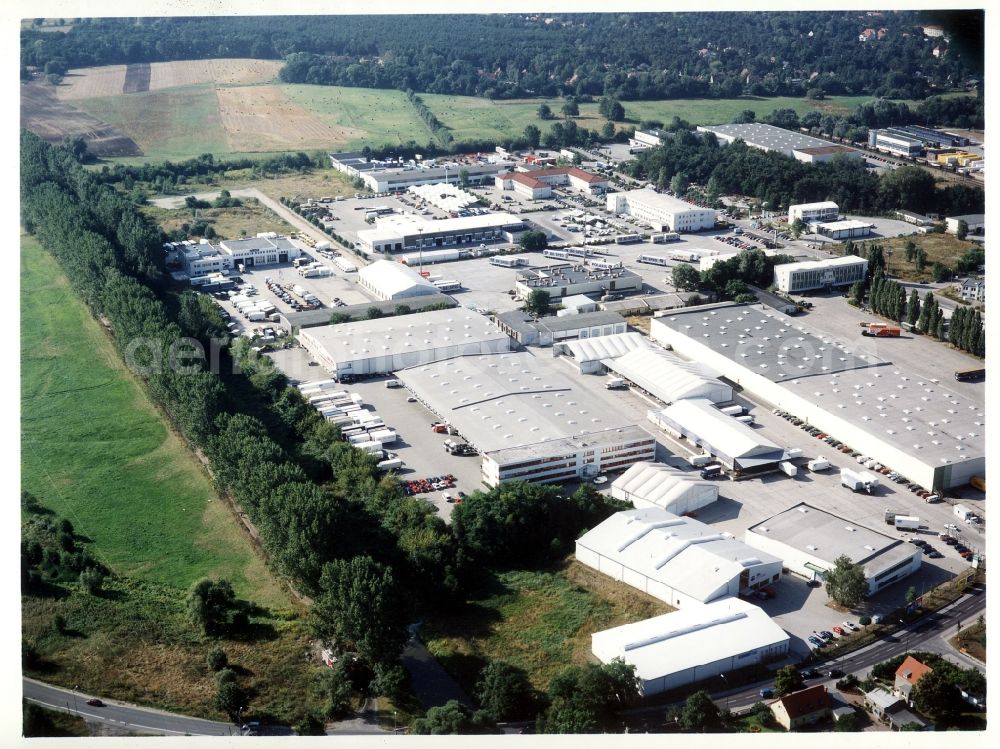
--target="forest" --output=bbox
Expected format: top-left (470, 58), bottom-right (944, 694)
top-left (628, 129), bottom-right (985, 217)
top-left (20, 131), bottom-right (633, 730)
top-left (22, 11), bottom-right (981, 101)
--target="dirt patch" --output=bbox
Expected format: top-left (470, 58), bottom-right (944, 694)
top-left (55, 65), bottom-right (128, 100)
top-left (149, 58), bottom-right (284, 91)
top-left (123, 63), bottom-right (151, 94)
top-left (21, 81), bottom-right (143, 157)
top-left (216, 85), bottom-right (365, 153)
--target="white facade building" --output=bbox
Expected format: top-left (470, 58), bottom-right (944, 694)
top-left (180, 235), bottom-right (304, 276)
top-left (610, 461), bottom-right (719, 515)
top-left (606, 189), bottom-right (716, 233)
top-left (591, 600), bottom-right (790, 696)
top-left (298, 307), bottom-right (510, 378)
top-left (605, 347), bottom-right (732, 404)
top-left (745, 503), bottom-right (922, 594)
top-left (396, 351), bottom-right (656, 486)
top-left (650, 304), bottom-right (985, 490)
top-left (788, 201), bottom-right (839, 224)
top-left (357, 213), bottom-right (523, 254)
top-left (515, 264), bottom-right (644, 301)
top-left (358, 260), bottom-right (440, 301)
top-left (772, 256), bottom-right (868, 293)
top-left (577, 507), bottom-right (784, 607)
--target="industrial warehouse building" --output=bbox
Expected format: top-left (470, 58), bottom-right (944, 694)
top-left (356, 213), bottom-right (524, 254)
top-left (788, 202), bottom-right (839, 224)
top-left (629, 128), bottom-right (668, 150)
top-left (298, 307), bottom-right (510, 378)
top-left (492, 310), bottom-right (627, 347)
top-left (648, 399), bottom-right (789, 474)
top-left (328, 152), bottom-right (514, 192)
top-left (650, 304), bottom-right (985, 490)
top-left (945, 214), bottom-right (985, 235)
top-left (610, 462), bottom-right (719, 515)
top-left (181, 234), bottom-right (304, 276)
top-left (358, 260), bottom-right (440, 301)
top-left (577, 507), bottom-right (784, 607)
top-left (868, 129), bottom-right (924, 157)
top-left (408, 183), bottom-right (478, 212)
top-left (772, 256), bottom-right (869, 293)
top-left (496, 166), bottom-right (608, 198)
top-left (812, 220), bottom-right (874, 240)
top-left (591, 599), bottom-right (790, 696)
top-left (696, 123), bottom-right (858, 160)
top-left (606, 189), bottom-right (716, 232)
top-left (605, 347), bottom-right (733, 404)
top-left (553, 332), bottom-right (652, 374)
top-left (396, 351), bottom-right (656, 486)
top-left (745, 503), bottom-right (922, 594)
top-left (515, 264), bottom-right (644, 301)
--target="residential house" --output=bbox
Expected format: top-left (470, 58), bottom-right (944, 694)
top-left (959, 278), bottom-right (985, 303)
top-left (864, 687), bottom-right (933, 731)
top-left (894, 655), bottom-right (933, 704)
top-left (859, 28), bottom-right (876, 42)
top-left (770, 685), bottom-right (832, 730)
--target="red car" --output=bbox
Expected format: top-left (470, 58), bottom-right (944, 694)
top-left (832, 626), bottom-right (845, 636)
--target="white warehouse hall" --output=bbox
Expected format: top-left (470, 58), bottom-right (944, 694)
top-left (576, 507), bottom-right (783, 608)
top-left (591, 598), bottom-right (790, 696)
top-left (610, 461), bottom-right (719, 515)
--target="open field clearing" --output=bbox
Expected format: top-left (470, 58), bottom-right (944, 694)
top-left (421, 560), bottom-right (668, 694)
top-left (420, 93), bottom-right (608, 142)
top-left (74, 85), bottom-right (230, 162)
top-left (148, 58), bottom-right (284, 91)
top-left (217, 85), bottom-right (364, 153)
top-left (20, 232), bottom-right (288, 607)
top-left (832, 233), bottom-right (979, 282)
top-left (280, 83), bottom-right (431, 148)
top-left (56, 58), bottom-right (284, 100)
top-left (140, 198), bottom-right (295, 239)
top-left (20, 81), bottom-right (142, 157)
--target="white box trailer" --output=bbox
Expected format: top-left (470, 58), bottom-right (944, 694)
top-left (335, 257), bottom-right (358, 273)
top-left (953, 504), bottom-right (974, 521)
top-left (377, 458), bottom-right (403, 471)
top-left (719, 405), bottom-right (744, 416)
top-left (841, 468), bottom-right (879, 493)
top-left (669, 250), bottom-right (699, 262)
top-left (779, 461), bottom-right (798, 477)
top-left (367, 429), bottom-right (397, 445)
top-left (353, 440), bottom-right (383, 454)
top-left (807, 457), bottom-right (830, 471)
top-left (688, 453), bottom-right (713, 467)
top-left (348, 433), bottom-right (372, 445)
top-left (894, 515), bottom-right (920, 530)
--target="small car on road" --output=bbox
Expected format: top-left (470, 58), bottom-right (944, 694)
top-left (86, 699), bottom-right (104, 707)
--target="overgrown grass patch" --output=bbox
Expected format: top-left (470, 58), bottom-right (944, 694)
top-left (21, 231), bottom-right (288, 606)
top-left (421, 559), bottom-right (668, 695)
top-left (140, 198), bottom-right (294, 240)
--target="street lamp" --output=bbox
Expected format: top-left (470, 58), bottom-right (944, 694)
top-left (898, 619), bottom-right (909, 653)
top-left (73, 685), bottom-right (79, 715)
top-left (719, 673), bottom-right (729, 711)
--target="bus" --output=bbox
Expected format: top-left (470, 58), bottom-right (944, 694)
top-left (490, 256), bottom-right (527, 268)
top-left (590, 258), bottom-right (623, 270)
top-left (954, 367), bottom-right (985, 382)
top-left (615, 234), bottom-right (642, 244)
top-left (637, 254), bottom-right (670, 266)
top-left (652, 232), bottom-right (681, 243)
top-left (543, 249), bottom-right (570, 260)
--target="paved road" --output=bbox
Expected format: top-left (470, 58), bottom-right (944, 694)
top-left (22, 678), bottom-right (236, 736)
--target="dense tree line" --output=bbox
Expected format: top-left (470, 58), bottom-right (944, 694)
top-left (21, 491), bottom-right (108, 595)
top-left (22, 13), bottom-right (980, 101)
top-left (946, 306), bottom-right (985, 357)
top-left (406, 90), bottom-right (453, 146)
top-left (630, 131), bottom-right (984, 216)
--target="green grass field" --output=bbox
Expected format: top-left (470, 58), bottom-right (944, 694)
top-left (280, 83), bottom-right (434, 148)
top-left (20, 231), bottom-right (288, 607)
top-left (74, 84), bottom-right (231, 162)
top-left (421, 561), bottom-right (668, 694)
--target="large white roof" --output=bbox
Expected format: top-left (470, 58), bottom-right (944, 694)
top-left (592, 598), bottom-right (789, 681)
top-left (358, 260), bottom-right (438, 297)
top-left (606, 346), bottom-right (732, 404)
top-left (577, 507), bottom-right (782, 604)
top-left (611, 461), bottom-right (718, 513)
top-left (396, 350), bottom-right (635, 454)
top-left (298, 307), bottom-right (508, 366)
top-left (655, 398), bottom-right (785, 466)
top-left (774, 255), bottom-right (869, 276)
top-left (560, 332), bottom-right (651, 363)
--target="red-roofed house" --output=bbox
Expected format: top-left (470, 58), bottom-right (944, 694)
top-left (770, 684), bottom-right (833, 730)
top-left (859, 28), bottom-right (876, 42)
top-left (496, 166), bottom-right (608, 198)
top-left (894, 656), bottom-right (933, 704)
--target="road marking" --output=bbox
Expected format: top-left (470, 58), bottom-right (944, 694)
top-left (24, 697), bottom-right (216, 736)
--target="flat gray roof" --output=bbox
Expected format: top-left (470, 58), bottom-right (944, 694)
top-left (655, 304), bottom-right (985, 465)
top-left (698, 123), bottom-right (829, 154)
top-left (395, 350), bottom-right (636, 455)
top-left (748, 503), bottom-right (917, 574)
top-left (517, 263), bottom-right (642, 285)
top-left (538, 310), bottom-right (626, 333)
top-left (280, 293), bottom-right (455, 331)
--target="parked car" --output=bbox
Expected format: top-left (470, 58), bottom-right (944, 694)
top-left (759, 688), bottom-right (774, 699)
top-left (842, 621), bottom-right (859, 632)
top-left (832, 626), bottom-right (845, 636)
top-left (807, 635), bottom-right (824, 647)
top-left (827, 668), bottom-right (844, 679)
top-left (817, 631), bottom-right (834, 641)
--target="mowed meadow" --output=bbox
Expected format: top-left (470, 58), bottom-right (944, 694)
top-left (20, 232), bottom-right (288, 608)
top-left (28, 58), bottom-right (937, 164)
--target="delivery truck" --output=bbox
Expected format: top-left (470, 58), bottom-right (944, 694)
top-left (841, 468), bottom-right (879, 493)
top-left (605, 377), bottom-right (627, 390)
top-left (807, 457), bottom-right (830, 471)
top-left (954, 504), bottom-right (975, 521)
top-left (861, 322), bottom-right (901, 337)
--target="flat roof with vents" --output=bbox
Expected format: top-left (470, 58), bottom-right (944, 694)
top-left (298, 307), bottom-right (510, 367)
top-left (395, 350), bottom-right (639, 455)
top-left (652, 304), bottom-right (984, 467)
top-left (746, 503), bottom-right (919, 574)
top-left (697, 123), bottom-right (832, 155)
